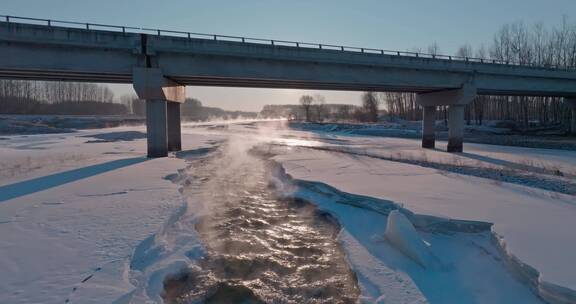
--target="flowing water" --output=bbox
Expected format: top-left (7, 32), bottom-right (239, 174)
top-left (162, 139), bottom-right (360, 303)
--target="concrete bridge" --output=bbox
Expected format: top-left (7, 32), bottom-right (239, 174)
top-left (1, 16), bottom-right (575, 156)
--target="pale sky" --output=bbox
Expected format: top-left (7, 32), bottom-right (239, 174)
top-left (3, 0), bottom-right (575, 111)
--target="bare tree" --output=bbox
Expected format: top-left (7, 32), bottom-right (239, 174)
top-left (456, 44), bottom-right (474, 58)
top-left (352, 20), bottom-right (576, 132)
top-left (0, 80), bottom-right (123, 114)
top-left (362, 92), bottom-right (379, 122)
top-left (427, 42), bottom-right (441, 56)
top-left (120, 94), bottom-right (139, 114)
top-left (299, 95), bottom-right (314, 121)
top-left (336, 104), bottom-right (355, 120)
top-left (312, 94), bottom-right (327, 121)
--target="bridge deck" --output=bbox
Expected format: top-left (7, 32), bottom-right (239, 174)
top-left (0, 17), bottom-right (575, 97)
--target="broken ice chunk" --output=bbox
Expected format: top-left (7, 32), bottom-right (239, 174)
top-left (384, 210), bottom-right (432, 268)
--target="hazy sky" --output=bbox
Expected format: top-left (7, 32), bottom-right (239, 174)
top-left (3, 0), bottom-right (575, 111)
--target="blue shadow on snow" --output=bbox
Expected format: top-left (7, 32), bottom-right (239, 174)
top-left (0, 157), bottom-right (147, 202)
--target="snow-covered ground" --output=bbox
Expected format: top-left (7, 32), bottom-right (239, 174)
top-left (290, 121), bottom-right (576, 151)
top-left (0, 126), bottom-right (221, 303)
top-left (272, 171), bottom-right (543, 303)
top-left (269, 127), bottom-right (576, 303)
top-left (0, 114), bottom-right (144, 135)
top-left (0, 121), bottom-right (575, 303)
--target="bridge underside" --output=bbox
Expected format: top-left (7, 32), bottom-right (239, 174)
top-left (0, 68), bottom-right (573, 99)
top-left (0, 68), bottom-right (574, 99)
top-left (0, 69), bottom-right (132, 83)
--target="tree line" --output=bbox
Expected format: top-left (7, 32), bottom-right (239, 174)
top-left (259, 93), bottom-right (378, 122)
top-left (0, 80), bottom-right (125, 115)
top-left (122, 95), bottom-right (257, 120)
top-left (0, 81), bottom-right (257, 120)
top-left (383, 19), bottom-right (576, 129)
top-left (291, 93), bottom-right (380, 122)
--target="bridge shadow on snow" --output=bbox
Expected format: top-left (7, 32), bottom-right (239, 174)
top-left (0, 157), bottom-right (147, 202)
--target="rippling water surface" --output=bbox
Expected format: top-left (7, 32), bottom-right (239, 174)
top-left (163, 141), bottom-right (359, 303)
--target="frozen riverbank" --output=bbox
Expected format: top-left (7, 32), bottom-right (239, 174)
top-left (1, 121), bottom-right (575, 303)
top-left (0, 127), bottom-right (220, 303)
top-left (0, 115), bottom-right (145, 135)
top-left (290, 121), bottom-right (576, 151)
top-left (269, 162), bottom-right (543, 303)
top-left (271, 141), bottom-right (576, 303)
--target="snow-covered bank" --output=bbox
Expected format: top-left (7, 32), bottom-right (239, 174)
top-left (0, 115), bottom-right (145, 135)
top-left (271, 145), bottom-right (576, 303)
top-left (289, 144), bottom-right (576, 195)
top-left (0, 157), bottom-right (186, 304)
top-left (270, 162), bottom-right (543, 304)
top-left (272, 126), bottom-right (576, 196)
top-left (290, 121), bottom-right (576, 151)
top-left (120, 157), bottom-right (209, 303)
top-left (0, 127), bottom-right (148, 186)
top-left (0, 127), bottom-right (219, 304)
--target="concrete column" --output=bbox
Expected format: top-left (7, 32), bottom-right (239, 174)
top-left (422, 106), bottom-right (436, 149)
top-left (133, 68), bottom-right (185, 158)
top-left (167, 102), bottom-right (182, 151)
top-left (416, 83), bottom-right (476, 153)
top-left (146, 99), bottom-right (168, 158)
top-left (447, 105), bottom-right (465, 153)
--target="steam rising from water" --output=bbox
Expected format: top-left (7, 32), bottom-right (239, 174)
top-left (163, 121), bottom-right (359, 303)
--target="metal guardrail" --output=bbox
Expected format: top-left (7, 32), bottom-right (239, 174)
top-left (1, 14), bottom-right (574, 71)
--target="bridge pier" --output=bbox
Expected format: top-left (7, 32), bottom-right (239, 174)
top-left (447, 105), bottom-right (465, 152)
top-left (417, 84), bottom-right (476, 153)
top-left (133, 68), bottom-right (186, 157)
top-left (421, 106), bottom-right (436, 149)
top-left (146, 100), bottom-right (168, 157)
top-left (167, 102), bottom-right (182, 152)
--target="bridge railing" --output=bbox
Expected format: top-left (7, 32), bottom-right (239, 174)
top-left (1, 14), bottom-right (574, 71)
top-left (1, 15), bottom-right (140, 33)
